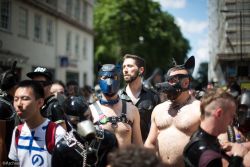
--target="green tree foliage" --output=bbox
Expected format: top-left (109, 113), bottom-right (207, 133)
top-left (94, 0), bottom-right (190, 77)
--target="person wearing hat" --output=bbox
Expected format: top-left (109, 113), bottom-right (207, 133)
top-left (144, 56), bottom-right (201, 167)
top-left (26, 67), bottom-right (66, 129)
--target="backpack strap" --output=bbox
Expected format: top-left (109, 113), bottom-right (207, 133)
top-left (15, 124), bottom-right (24, 146)
top-left (45, 121), bottom-right (58, 154)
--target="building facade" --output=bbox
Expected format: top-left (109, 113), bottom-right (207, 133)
top-left (208, 0), bottom-right (250, 89)
top-left (0, 0), bottom-right (94, 87)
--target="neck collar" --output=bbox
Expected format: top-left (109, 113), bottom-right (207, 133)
top-left (99, 96), bottom-right (120, 105)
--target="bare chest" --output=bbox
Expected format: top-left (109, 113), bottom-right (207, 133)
top-left (155, 104), bottom-right (200, 134)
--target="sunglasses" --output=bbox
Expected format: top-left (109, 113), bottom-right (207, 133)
top-left (35, 80), bottom-right (52, 87)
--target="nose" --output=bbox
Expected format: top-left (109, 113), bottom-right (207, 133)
top-left (106, 78), bottom-right (113, 85)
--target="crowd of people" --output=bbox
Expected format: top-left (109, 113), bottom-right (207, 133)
top-left (0, 54), bottom-right (250, 167)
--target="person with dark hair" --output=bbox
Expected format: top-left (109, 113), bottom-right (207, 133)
top-left (183, 88), bottom-right (248, 167)
top-left (50, 80), bottom-right (66, 106)
top-left (90, 64), bottom-right (143, 147)
top-left (107, 145), bottom-right (165, 167)
top-left (120, 54), bottom-right (160, 142)
top-left (0, 61), bottom-right (20, 164)
top-left (52, 96), bottom-right (118, 167)
top-left (26, 67), bottom-right (66, 129)
top-left (66, 80), bottom-right (80, 97)
top-left (50, 80), bottom-right (66, 96)
top-left (8, 80), bottom-right (65, 167)
top-left (145, 56), bottom-right (201, 166)
top-left (81, 85), bottom-right (95, 104)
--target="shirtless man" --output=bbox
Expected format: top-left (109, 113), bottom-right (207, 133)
top-left (90, 64), bottom-right (143, 147)
top-left (145, 57), bottom-right (200, 167)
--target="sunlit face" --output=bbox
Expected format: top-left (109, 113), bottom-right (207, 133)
top-left (14, 87), bottom-right (43, 121)
top-left (50, 83), bottom-right (65, 95)
top-left (122, 58), bottom-right (140, 83)
top-left (32, 75), bottom-right (52, 98)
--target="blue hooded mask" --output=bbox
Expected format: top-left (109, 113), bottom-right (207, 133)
top-left (98, 64), bottom-right (121, 97)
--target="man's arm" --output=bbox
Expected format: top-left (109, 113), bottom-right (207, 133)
top-left (144, 110), bottom-right (158, 150)
top-left (131, 107), bottom-right (143, 145)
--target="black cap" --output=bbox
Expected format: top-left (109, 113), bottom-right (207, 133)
top-left (26, 67), bottom-right (52, 81)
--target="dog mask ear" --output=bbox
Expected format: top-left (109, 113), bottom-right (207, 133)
top-left (97, 63), bottom-right (102, 71)
top-left (184, 56), bottom-right (195, 71)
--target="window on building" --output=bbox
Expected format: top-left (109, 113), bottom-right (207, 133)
top-left (66, 0), bottom-right (72, 16)
top-left (74, 0), bottom-right (80, 20)
top-left (75, 35), bottom-right (79, 58)
top-left (34, 14), bottom-right (42, 41)
top-left (0, 0), bottom-right (11, 30)
top-left (18, 7), bottom-right (28, 37)
top-left (83, 37), bottom-right (87, 59)
top-left (82, 1), bottom-right (87, 24)
top-left (83, 73), bottom-right (87, 86)
top-left (66, 31), bottom-right (71, 54)
top-left (238, 66), bottom-right (248, 77)
top-left (46, 19), bottom-right (53, 44)
top-left (66, 71), bottom-right (79, 84)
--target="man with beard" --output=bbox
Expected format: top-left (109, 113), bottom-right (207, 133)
top-left (119, 54), bottom-right (160, 142)
top-left (90, 64), bottom-right (142, 147)
top-left (144, 56), bottom-right (201, 167)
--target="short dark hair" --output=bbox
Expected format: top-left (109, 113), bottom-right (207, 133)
top-left (107, 145), bottom-right (164, 167)
top-left (123, 54), bottom-right (145, 68)
top-left (17, 80), bottom-right (44, 99)
top-left (53, 80), bottom-right (66, 90)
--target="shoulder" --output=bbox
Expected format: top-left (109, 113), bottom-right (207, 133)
top-left (153, 101), bottom-right (169, 112)
top-left (126, 101), bottom-right (138, 112)
top-left (118, 88), bottom-right (132, 102)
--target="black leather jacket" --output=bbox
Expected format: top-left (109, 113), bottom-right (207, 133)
top-left (119, 85), bottom-right (160, 142)
top-left (183, 127), bottom-right (243, 167)
top-left (52, 129), bottom-right (118, 167)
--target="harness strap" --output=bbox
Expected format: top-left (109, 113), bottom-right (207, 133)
top-left (93, 101), bottom-right (104, 116)
top-left (93, 100), bottom-right (133, 127)
top-left (121, 100), bottom-right (126, 115)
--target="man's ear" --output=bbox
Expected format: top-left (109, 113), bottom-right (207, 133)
top-left (37, 98), bottom-right (44, 108)
top-left (214, 108), bottom-right (223, 118)
top-left (138, 67), bottom-right (144, 76)
top-left (181, 77), bottom-right (190, 88)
